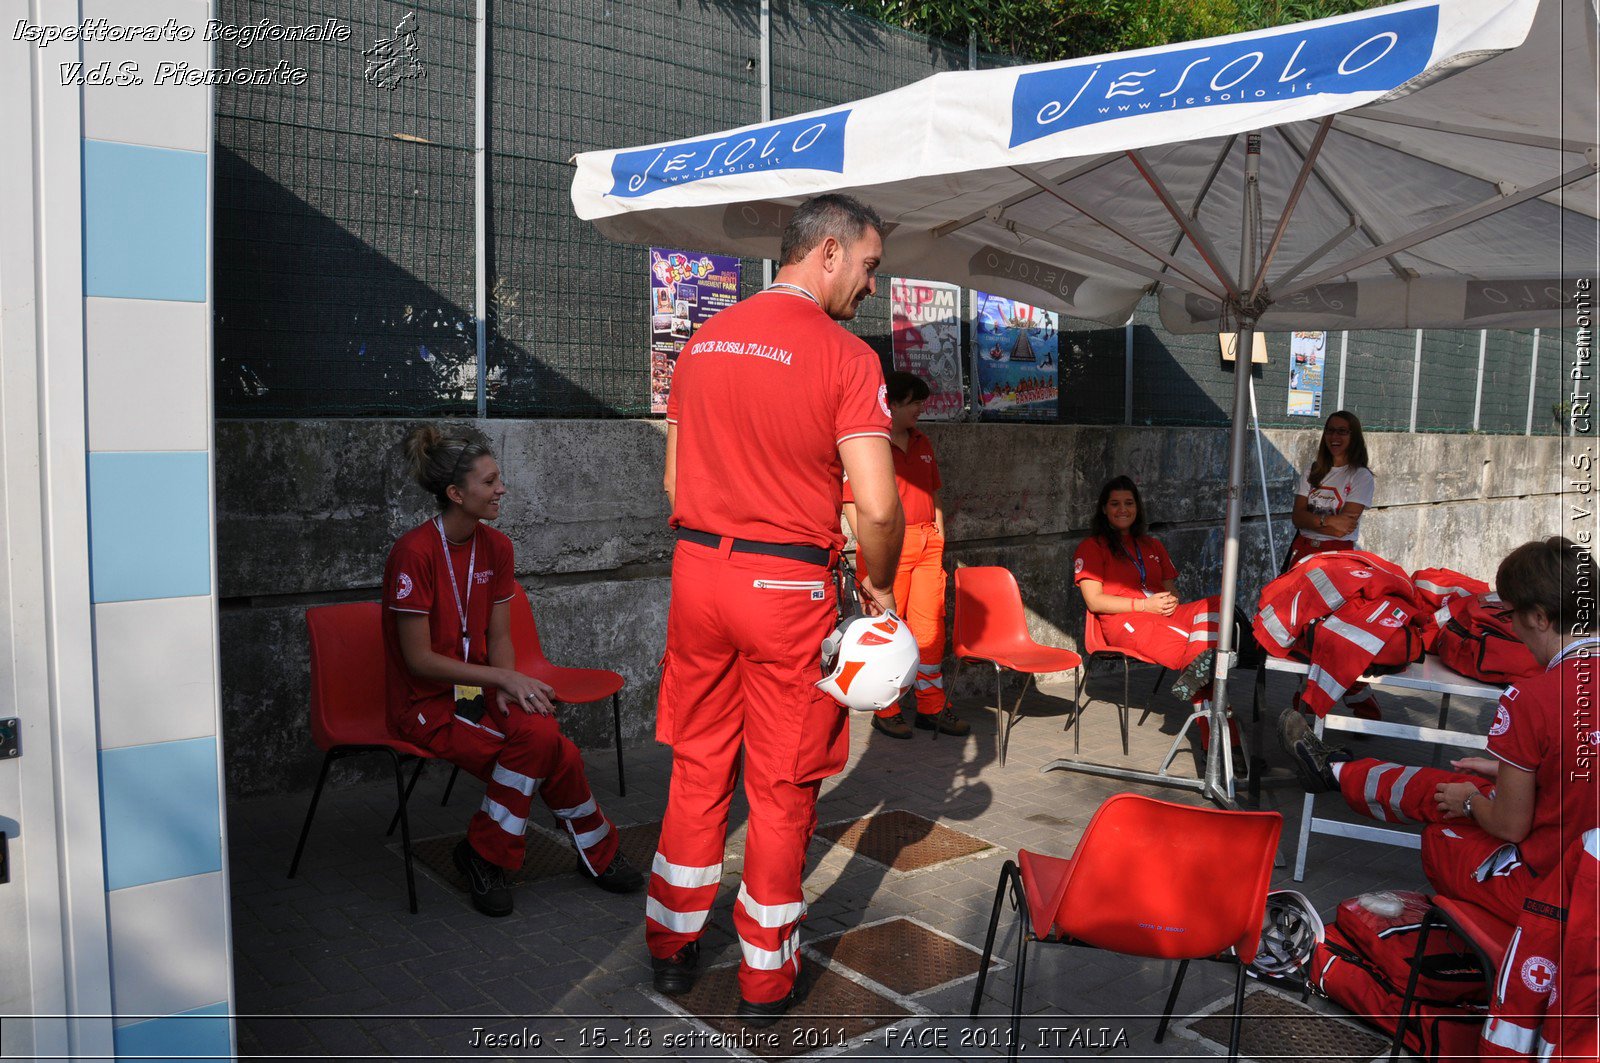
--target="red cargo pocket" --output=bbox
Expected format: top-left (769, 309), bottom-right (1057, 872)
top-left (655, 647), bottom-right (676, 746)
top-left (791, 686), bottom-right (849, 784)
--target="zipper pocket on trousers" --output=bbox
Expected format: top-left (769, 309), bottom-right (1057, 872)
top-left (752, 579), bottom-right (827, 591)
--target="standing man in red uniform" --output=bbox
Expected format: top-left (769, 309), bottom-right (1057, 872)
top-left (646, 195), bottom-right (904, 1024)
top-left (843, 371), bottom-right (968, 739)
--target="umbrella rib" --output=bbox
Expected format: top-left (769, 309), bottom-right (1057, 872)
top-left (929, 154), bottom-right (1122, 240)
top-left (1156, 136), bottom-right (1238, 268)
top-left (1276, 162), bottom-right (1599, 301)
top-left (1124, 150), bottom-right (1239, 296)
top-left (1008, 165), bottom-right (1228, 299)
top-left (1328, 118), bottom-right (1600, 222)
top-left (997, 217), bottom-right (1225, 302)
top-left (1337, 111), bottom-right (1595, 156)
top-left (1271, 222), bottom-right (1362, 291)
top-left (1277, 123), bottom-right (1413, 281)
top-left (1246, 118), bottom-right (1334, 305)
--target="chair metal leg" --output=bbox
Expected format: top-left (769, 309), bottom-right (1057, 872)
top-left (999, 671), bottom-right (1035, 768)
top-left (1122, 658), bottom-right (1133, 724)
top-left (1118, 681), bottom-right (1130, 756)
top-left (1227, 960), bottom-right (1247, 1062)
top-left (612, 691), bottom-right (626, 797)
top-left (387, 757), bottom-right (427, 837)
top-left (1389, 912), bottom-right (1438, 1060)
top-left (970, 859), bottom-right (1019, 1018)
top-left (440, 764), bottom-right (460, 806)
top-left (1065, 666), bottom-right (1084, 754)
top-left (993, 664), bottom-right (1005, 764)
top-left (1154, 957), bottom-right (1190, 1042)
top-left (287, 750), bottom-right (337, 878)
top-left (1007, 898), bottom-right (1031, 1063)
top-left (387, 748), bottom-right (419, 914)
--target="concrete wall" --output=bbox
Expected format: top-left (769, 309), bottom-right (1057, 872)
top-left (217, 419), bottom-right (1563, 798)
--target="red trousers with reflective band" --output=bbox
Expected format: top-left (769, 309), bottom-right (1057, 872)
top-left (649, 539), bottom-right (846, 1003)
top-left (1478, 831), bottom-right (1599, 1061)
top-left (1334, 757), bottom-right (1529, 922)
top-left (400, 704), bottom-right (617, 873)
top-left (861, 522), bottom-right (946, 718)
top-left (1095, 595), bottom-right (1221, 676)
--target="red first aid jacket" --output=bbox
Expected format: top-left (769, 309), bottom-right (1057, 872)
top-left (1254, 551), bottom-right (1425, 718)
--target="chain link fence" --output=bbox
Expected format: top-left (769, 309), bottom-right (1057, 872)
top-left (214, 0), bottom-right (1578, 435)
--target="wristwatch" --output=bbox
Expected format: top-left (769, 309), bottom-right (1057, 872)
top-left (1318, 514), bottom-right (1326, 529)
top-left (1462, 793), bottom-right (1475, 819)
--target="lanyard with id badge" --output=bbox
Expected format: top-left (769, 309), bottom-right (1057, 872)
top-left (436, 518), bottom-right (488, 723)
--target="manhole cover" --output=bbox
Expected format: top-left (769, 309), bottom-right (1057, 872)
top-left (813, 809), bottom-right (992, 871)
top-left (1190, 988), bottom-right (1390, 1062)
top-left (810, 918), bottom-right (993, 996)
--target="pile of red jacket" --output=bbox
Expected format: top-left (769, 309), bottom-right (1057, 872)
top-left (1253, 553), bottom-right (1541, 717)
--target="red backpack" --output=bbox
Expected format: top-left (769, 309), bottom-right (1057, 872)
top-left (1308, 892), bottom-right (1488, 1062)
top-left (1410, 568), bottom-right (1490, 651)
top-left (1431, 594), bottom-right (1541, 684)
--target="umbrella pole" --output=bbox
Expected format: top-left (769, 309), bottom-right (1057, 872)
top-left (1206, 316), bottom-right (1257, 806)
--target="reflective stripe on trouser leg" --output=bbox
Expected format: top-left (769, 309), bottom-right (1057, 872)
top-left (1337, 759), bottom-right (1494, 826)
top-left (552, 793), bottom-right (615, 875)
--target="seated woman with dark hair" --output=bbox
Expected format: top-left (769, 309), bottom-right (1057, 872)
top-left (1073, 476), bottom-right (1227, 717)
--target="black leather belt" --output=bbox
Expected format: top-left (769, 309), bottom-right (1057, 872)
top-left (676, 527), bottom-right (830, 567)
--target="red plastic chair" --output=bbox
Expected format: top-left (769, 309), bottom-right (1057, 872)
top-left (289, 602), bottom-right (435, 913)
top-left (508, 583), bottom-right (626, 797)
top-left (949, 566), bottom-right (1082, 766)
top-left (972, 793), bottom-right (1282, 1062)
top-left (1389, 896), bottom-right (1512, 1060)
top-left (1079, 609), bottom-right (1170, 754)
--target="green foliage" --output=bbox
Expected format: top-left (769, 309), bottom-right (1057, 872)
top-left (838, 0), bottom-right (1389, 63)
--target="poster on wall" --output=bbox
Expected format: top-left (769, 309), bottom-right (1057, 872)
top-left (889, 279), bottom-right (964, 420)
top-left (649, 247), bottom-right (741, 414)
top-left (1287, 330), bottom-right (1327, 417)
top-left (972, 291), bottom-right (1060, 419)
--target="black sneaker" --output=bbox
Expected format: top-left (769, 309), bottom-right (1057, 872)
top-left (736, 985), bottom-right (799, 1028)
top-left (872, 712), bottom-right (914, 740)
top-left (453, 839), bottom-right (513, 917)
top-left (913, 706), bottom-right (971, 736)
top-left (651, 940), bottom-right (699, 996)
top-left (579, 849), bottom-right (645, 894)
top-left (1277, 709), bottom-right (1349, 793)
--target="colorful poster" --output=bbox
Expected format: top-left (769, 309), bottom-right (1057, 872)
top-left (890, 279), bottom-right (963, 420)
top-left (649, 248), bottom-right (741, 414)
top-left (973, 291), bottom-right (1060, 419)
top-left (1287, 330), bottom-right (1327, 417)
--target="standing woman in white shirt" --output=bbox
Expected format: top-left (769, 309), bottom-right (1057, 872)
top-left (1284, 409), bottom-right (1383, 719)
top-left (1284, 410), bottom-right (1375, 570)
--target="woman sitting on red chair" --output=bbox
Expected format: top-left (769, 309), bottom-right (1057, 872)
top-left (381, 425), bottom-right (641, 918)
top-left (1074, 476), bottom-right (1224, 713)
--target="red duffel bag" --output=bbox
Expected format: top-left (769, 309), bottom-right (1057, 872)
top-left (1431, 594), bottom-right (1541, 684)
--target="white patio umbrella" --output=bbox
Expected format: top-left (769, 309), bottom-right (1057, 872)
top-left (572, 0), bottom-right (1597, 803)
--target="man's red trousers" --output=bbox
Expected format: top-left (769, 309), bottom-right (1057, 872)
top-left (647, 539), bottom-right (847, 1004)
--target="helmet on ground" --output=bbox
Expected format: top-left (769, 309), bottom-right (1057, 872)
top-left (817, 611), bottom-right (918, 712)
top-left (1251, 889), bottom-right (1326, 979)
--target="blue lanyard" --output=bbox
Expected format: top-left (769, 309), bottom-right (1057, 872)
top-left (1116, 536), bottom-right (1150, 592)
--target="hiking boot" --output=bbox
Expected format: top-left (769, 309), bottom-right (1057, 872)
top-left (914, 706), bottom-right (971, 736)
top-left (872, 712), bottom-right (914, 740)
top-left (1170, 649), bottom-right (1217, 703)
top-left (1277, 709), bottom-right (1349, 793)
top-left (651, 940), bottom-right (700, 996)
top-left (454, 839), bottom-right (513, 917)
top-left (579, 849), bottom-right (644, 894)
top-left (737, 985), bottom-right (800, 1028)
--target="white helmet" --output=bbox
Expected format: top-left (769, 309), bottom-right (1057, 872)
top-left (1250, 889), bottom-right (1326, 979)
top-left (817, 611), bottom-right (919, 712)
